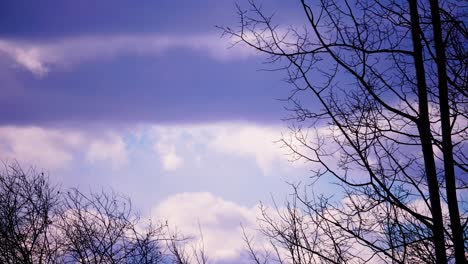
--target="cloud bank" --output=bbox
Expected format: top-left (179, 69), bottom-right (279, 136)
top-left (0, 122), bottom-right (317, 176)
top-left (0, 34), bottom-right (256, 76)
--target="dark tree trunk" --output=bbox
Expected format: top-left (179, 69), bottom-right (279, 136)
top-left (408, 0), bottom-right (447, 263)
top-left (428, 0), bottom-right (466, 262)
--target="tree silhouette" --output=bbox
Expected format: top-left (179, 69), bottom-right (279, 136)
top-left (222, 0), bottom-right (467, 263)
top-left (0, 162), bottom-right (60, 264)
top-left (55, 189), bottom-right (165, 264)
top-left (0, 161), bottom-right (207, 264)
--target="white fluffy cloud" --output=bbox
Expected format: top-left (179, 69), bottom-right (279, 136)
top-left (85, 133), bottom-right (128, 167)
top-left (150, 122), bottom-right (302, 175)
top-left (0, 126), bottom-right (128, 170)
top-left (154, 142), bottom-right (183, 171)
top-left (0, 122), bottom-right (307, 175)
top-left (207, 124), bottom-right (289, 173)
top-left (0, 126), bottom-right (82, 169)
top-left (0, 34), bottom-right (255, 76)
top-left (153, 192), bottom-right (260, 262)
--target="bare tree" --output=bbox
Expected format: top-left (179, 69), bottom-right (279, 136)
top-left (0, 161), bottom-right (193, 263)
top-left (222, 0), bottom-right (467, 263)
top-left (0, 162), bottom-right (60, 264)
top-left (54, 188), bottom-right (166, 264)
top-left (167, 225), bottom-right (209, 264)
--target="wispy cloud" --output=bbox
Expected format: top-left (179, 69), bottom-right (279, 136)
top-left (0, 34), bottom-right (256, 76)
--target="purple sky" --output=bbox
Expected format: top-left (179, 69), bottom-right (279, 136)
top-left (0, 0), bottom-right (308, 126)
top-left (2, 1), bottom-right (455, 262)
top-left (0, 1), bottom-right (330, 262)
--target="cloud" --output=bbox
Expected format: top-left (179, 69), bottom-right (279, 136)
top-left (154, 142), bottom-right (183, 171)
top-left (85, 133), bottom-right (128, 167)
top-left (152, 192), bottom-right (260, 263)
top-left (0, 126), bottom-right (82, 169)
top-left (0, 126), bottom-right (128, 170)
top-left (206, 124), bottom-right (292, 174)
top-left (149, 122), bottom-right (302, 175)
top-left (0, 122), bottom-right (308, 176)
top-left (0, 42), bottom-right (48, 76)
top-left (0, 34), bottom-right (256, 76)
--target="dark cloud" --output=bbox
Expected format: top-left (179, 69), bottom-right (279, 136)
top-left (1, 50), bottom-right (286, 126)
top-left (0, 0), bottom-right (236, 39)
top-left (0, 0), bottom-right (306, 126)
top-left (0, 0), bottom-right (304, 40)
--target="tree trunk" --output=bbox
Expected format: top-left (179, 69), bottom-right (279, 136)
top-left (428, 0), bottom-right (466, 262)
top-left (408, 0), bottom-right (447, 263)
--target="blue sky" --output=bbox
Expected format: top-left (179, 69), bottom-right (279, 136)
top-left (0, 1), bottom-right (330, 262)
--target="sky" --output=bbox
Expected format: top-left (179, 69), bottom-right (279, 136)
top-left (0, 1), bottom-right (329, 262)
